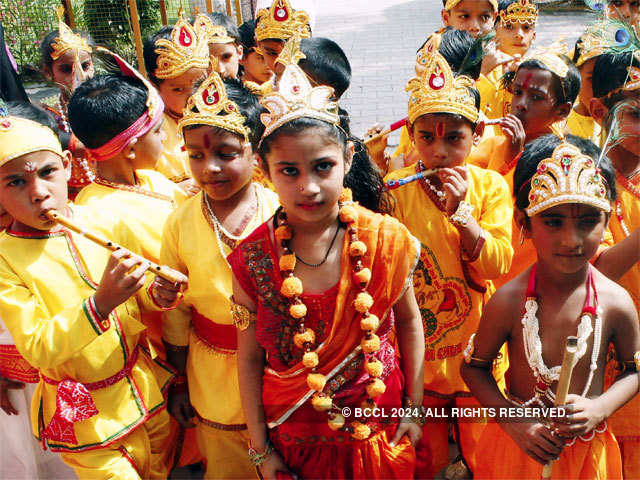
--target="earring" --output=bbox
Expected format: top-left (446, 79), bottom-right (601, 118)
top-left (519, 224), bottom-right (525, 246)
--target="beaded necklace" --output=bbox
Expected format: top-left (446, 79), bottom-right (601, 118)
top-left (615, 171), bottom-right (640, 238)
top-left (274, 189), bottom-right (383, 440)
top-left (520, 264), bottom-right (602, 407)
top-left (94, 176), bottom-right (176, 208)
top-left (417, 160), bottom-right (445, 211)
top-left (57, 94), bottom-right (70, 133)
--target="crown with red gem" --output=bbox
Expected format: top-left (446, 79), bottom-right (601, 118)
top-left (406, 50), bottom-right (479, 124)
top-left (154, 12), bottom-right (210, 79)
top-left (193, 13), bottom-right (235, 45)
top-left (178, 67), bottom-right (250, 141)
top-left (415, 31), bottom-right (443, 76)
top-left (259, 63), bottom-right (338, 140)
top-left (50, 6), bottom-right (92, 61)
top-left (526, 142), bottom-right (611, 216)
top-left (499, 0), bottom-right (538, 26)
top-left (445, 0), bottom-right (498, 11)
top-left (255, 0), bottom-right (311, 42)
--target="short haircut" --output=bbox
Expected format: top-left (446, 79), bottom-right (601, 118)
top-left (238, 19), bottom-right (258, 51)
top-left (421, 27), bottom-right (482, 80)
top-left (184, 77), bottom-right (264, 150)
top-left (67, 74), bottom-right (149, 149)
top-left (7, 101), bottom-right (70, 149)
top-left (205, 12), bottom-right (241, 43)
top-left (504, 55), bottom-right (581, 105)
top-left (592, 51), bottom-right (639, 108)
top-left (40, 29), bottom-right (94, 70)
top-left (514, 133), bottom-right (616, 212)
top-left (299, 37), bottom-right (351, 99)
top-left (143, 26), bottom-right (173, 85)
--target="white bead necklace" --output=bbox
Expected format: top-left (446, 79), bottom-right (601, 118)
top-left (57, 94), bottom-right (70, 133)
top-left (520, 265), bottom-right (602, 407)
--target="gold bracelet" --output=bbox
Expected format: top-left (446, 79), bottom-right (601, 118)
top-left (230, 300), bottom-right (257, 331)
top-left (450, 201), bottom-right (475, 227)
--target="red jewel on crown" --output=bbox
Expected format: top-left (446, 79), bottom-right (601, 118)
top-left (275, 2), bottom-right (289, 21)
top-left (537, 163), bottom-right (547, 173)
top-left (203, 89), bottom-right (220, 105)
top-left (292, 85), bottom-right (301, 93)
top-left (179, 27), bottom-right (193, 47)
top-left (429, 72), bottom-right (445, 90)
top-left (0, 119), bottom-right (11, 129)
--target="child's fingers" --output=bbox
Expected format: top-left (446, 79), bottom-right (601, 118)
top-left (122, 262), bottom-right (150, 290)
top-left (525, 447), bottom-right (550, 466)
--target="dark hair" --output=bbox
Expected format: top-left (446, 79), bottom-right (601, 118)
top-left (67, 74), bottom-right (149, 149)
top-left (258, 115), bottom-right (393, 214)
top-left (205, 12), bottom-right (241, 43)
top-left (592, 51), bottom-right (639, 108)
top-left (514, 134), bottom-right (616, 213)
top-left (238, 19), bottom-right (258, 51)
top-left (6, 101), bottom-right (70, 148)
top-left (143, 26), bottom-right (173, 85)
top-left (418, 27), bottom-right (482, 80)
top-left (41, 29), bottom-right (94, 70)
top-left (504, 56), bottom-right (581, 105)
top-left (299, 37), bottom-right (351, 99)
top-left (183, 77), bottom-right (264, 150)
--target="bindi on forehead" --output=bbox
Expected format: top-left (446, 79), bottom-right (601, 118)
top-left (203, 133), bottom-right (211, 149)
top-left (24, 161), bottom-right (37, 173)
top-left (436, 122), bottom-right (446, 137)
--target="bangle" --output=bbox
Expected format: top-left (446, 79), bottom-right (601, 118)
top-left (170, 375), bottom-right (188, 394)
top-left (149, 282), bottom-right (184, 311)
top-left (248, 440), bottom-right (274, 466)
top-left (402, 396), bottom-right (426, 426)
top-left (461, 229), bottom-right (486, 262)
top-left (450, 201), bottom-right (474, 227)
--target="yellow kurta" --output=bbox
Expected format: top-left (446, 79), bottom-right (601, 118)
top-left (161, 185), bottom-right (279, 425)
top-left (0, 205), bottom-right (170, 452)
top-left (477, 65), bottom-right (513, 120)
top-left (566, 109), bottom-right (602, 146)
top-left (155, 114), bottom-right (191, 183)
top-left (385, 164), bottom-right (513, 395)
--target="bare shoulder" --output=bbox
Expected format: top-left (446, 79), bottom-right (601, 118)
top-left (593, 268), bottom-right (638, 331)
top-left (482, 268), bottom-right (530, 329)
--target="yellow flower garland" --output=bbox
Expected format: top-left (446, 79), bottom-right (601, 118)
top-left (276, 189), bottom-right (383, 440)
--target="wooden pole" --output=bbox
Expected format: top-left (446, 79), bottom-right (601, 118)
top-left (225, 0), bottom-right (233, 17)
top-left (159, 0), bottom-right (168, 25)
top-left (234, 0), bottom-right (243, 24)
top-left (128, 0), bottom-right (147, 76)
top-left (63, 0), bottom-right (75, 29)
top-left (206, 0), bottom-right (214, 13)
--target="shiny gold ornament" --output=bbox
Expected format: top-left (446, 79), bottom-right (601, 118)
top-left (499, 0), bottom-right (538, 26)
top-left (154, 13), bottom-right (210, 79)
top-left (255, 0), bottom-right (311, 42)
top-left (50, 6), bottom-right (92, 61)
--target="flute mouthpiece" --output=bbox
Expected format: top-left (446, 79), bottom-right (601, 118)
top-left (44, 210), bottom-right (59, 220)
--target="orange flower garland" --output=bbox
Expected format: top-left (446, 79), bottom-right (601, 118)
top-left (275, 188), bottom-right (383, 440)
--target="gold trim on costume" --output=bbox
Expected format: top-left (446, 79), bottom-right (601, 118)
top-left (525, 141), bottom-right (611, 216)
top-left (154, 13), bottom-right (210, 79)
top-left (255, 0), bottom-right (311, 42)
top-left (50, 6), bottom-right (92, 61)
top-left (230, 301), bottom-right (257, 331)
top-left (406, 50), bottom-right (479, 124)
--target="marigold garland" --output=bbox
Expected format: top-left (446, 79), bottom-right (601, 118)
top-left (275, 188), bottom-right (383, 440)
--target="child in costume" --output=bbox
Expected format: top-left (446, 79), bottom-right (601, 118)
top-left (462, 133), bottom-right (639, 479)
top-left (589, 49), bottom-right (640, 478)
top-left (477, 0), bottom-right (538, 121)
top-left (239, 20), bottom-right (273, 85)
top-left (606, 0), bottom-right (640, 30)
top-left (230, 61), bottom-right (425, 479)
top-left (441, 0), bottom-right (498, 39)
top-left (156, 71), bottom-right (279, 479)
top-left (40, 7), bottom-right (97, 196)
top-left (0, 115), bottom-right (183, 479)
top-left (384, 49), bottom-right (514, 478)
top-left (194, 12), bottom-right (243, 80)
top-left (143, 16), bottom-right (210, 188)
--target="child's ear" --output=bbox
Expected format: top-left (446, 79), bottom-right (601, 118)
top-left (125, 138), bottom-right (138, 160)
top-left (589, 98), bottom-right (609, 126)
top-left (345, 141), bottom-right (355, 174)
top-left (256, 154), bottom-right (271, 180)
top-left (62, 150), bottom-right (73, 181)
top-left (236, 44), bottom-right (244, 61)
top-left (473, 122), bottom-right (485, 144)
top-left (554, 101), bottom-right (572, 121)
top-left (407, 123), bottom-right (415, 144)
top-left (514, 209), bottom-right (531, 236)
top-left (441, 9), bottom-right (451, 26)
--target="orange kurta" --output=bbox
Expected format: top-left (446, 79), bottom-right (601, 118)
top-left (475, 422), bottom-right (622, 479)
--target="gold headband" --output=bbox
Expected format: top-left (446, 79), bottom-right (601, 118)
top-left (445, 0), bottom-right (498, 11)
top-left (154, 14), bottom-right (210, 79)
top-left (50, 6), bottom-right (92, 61)
top-left (521, 41), bottom-right (569, 78)
top-left (499, 0), bottom-right (538, 26)
top-left (406, 50), bottom-right (479, 124)
top-left (178, 68), bottom-right (250, 141)
top-left (193, 14), bottom-right (235, 45)
top-left (526, 142), bottom-right (611, 216)
top-left (0, 116), bottom-right (63, 168)
top-left (255, 0), bottom-right (312, 42)
top-left (260, 64), bottom-right (338, 140)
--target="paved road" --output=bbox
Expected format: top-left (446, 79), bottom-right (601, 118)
top-left (313, 1), bottom-right (597, 139)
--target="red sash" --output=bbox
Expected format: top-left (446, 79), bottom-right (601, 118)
top-left (192, 309), bottom-right (238, 353)
top-left (0, 344), bottom-right (39, 383)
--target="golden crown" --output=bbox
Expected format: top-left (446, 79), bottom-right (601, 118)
top-left (154, 14), bottom-right (210, 79)
top-left (445, 0), bottom-right (497, 11)
top-left (275, 30), bottom-right (307, 68)
top-left (50, 6), bottom-right (92, 61)
top-left (193, 14), bottom-right (235, 45)
top-left (625, 50), bottom-right (640, 91)
top-left (526, 142), bottom-right (611, 216)
top-left (415, 31), bottom-right (443, 76)
top-left (522, 41), bottom-right (569, 78)
top-left (255, 0), bottom-right (312, 42)
top-left (260, 64), bottom-right (338, 140)
top-left (178, 68), bottom-right (250, 141)
top-left (406, 51), bottom-right (479, 124)
top-left (499, 0), bottom-right (538, 26)
top-left (575, 29), bottom-right (608, 67)
top-left (0, 116), bottom-right (63, 168)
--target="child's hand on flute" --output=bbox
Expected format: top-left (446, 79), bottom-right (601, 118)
top-left (150, 275), bottom-right (188, 310)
